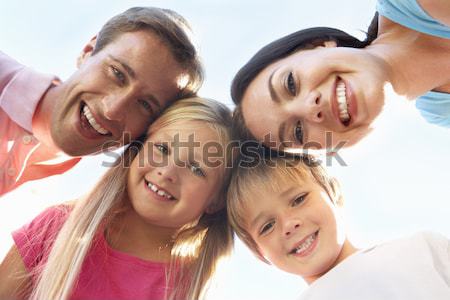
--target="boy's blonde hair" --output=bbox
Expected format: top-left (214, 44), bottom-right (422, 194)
top-left (31, 97), bottom-right (235, 300)
top-left (227, 152), bottom-right (342, 263)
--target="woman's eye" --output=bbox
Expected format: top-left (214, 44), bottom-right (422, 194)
top-left (111, 66), bottom-right (126, 84)
top-left (285, 71), bottom-right (297, 96)
top-left (292, 194), bottom-right (306, 207)
top-left (294, 121), bottom-right (303, 144)
top-left (138, 99), bottom-right (153, 113)
top-left (189, 163), bottom-right (205, 177)
top-left (259, 221), bottom-right (274, 235)
top-left (154, 143), bottom-right (169, 155)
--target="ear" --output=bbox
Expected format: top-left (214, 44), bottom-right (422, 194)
top-left (323, 40), bottom-right (338, 48)
top-left (77, 35), bottom-right (97, 68)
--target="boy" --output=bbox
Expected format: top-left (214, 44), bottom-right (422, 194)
top-left (227, 154), bottom-right (450, 299)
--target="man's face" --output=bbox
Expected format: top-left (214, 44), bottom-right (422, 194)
top-left (51, 30), bottom-right (185, 156)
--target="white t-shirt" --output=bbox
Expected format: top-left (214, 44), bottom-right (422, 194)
top-left (299, 232), bottom-right (450, 300)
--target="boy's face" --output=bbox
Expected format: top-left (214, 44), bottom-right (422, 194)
top-left (243, 175), bottom-right (349, 282)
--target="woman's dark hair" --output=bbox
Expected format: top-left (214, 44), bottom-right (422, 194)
top-left (230, 13), bottom-right (378, 141)
top-left (231, 13), bottom-right (378, 105)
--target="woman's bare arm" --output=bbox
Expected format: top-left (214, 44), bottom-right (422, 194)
top-left (0, 245), bottom-right (32, 299)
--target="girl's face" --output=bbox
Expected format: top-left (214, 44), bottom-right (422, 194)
top-left (242, 44), bottom-right (388, 150)
top-left (127, 120), bottom-right (225, 229)
top-left (243, 175), bottom-right (354, 283)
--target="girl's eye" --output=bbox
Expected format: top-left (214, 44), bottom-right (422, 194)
top-left (189, 163), bottom-right (205, 177)
top-left (259, 221), bottom-right (274, 235)
top-left (285, 71), bottom-right (297, 96)
top-left (155, 143), bottom-right (169, 155)
top-left (111, 66), bottom-right (126, 84)
top-left (292, 194), bottom-right (306, 207)
top-left (294, 121), bottom-right (304, 144)
top-left (138, 99), bottom-right (153, 114)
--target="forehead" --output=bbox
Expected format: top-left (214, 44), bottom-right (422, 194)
top-left (241, 62), bottom-right (284, 147)
top-left (150, 120), bottom-right (219, 141)
top-left (237, 165), bottom-right (310, 216)
top-left (100, 31), bottom-right (185, 101)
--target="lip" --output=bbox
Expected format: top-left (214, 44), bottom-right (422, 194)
top-left (144, 180), bottom-right (177, 202)
top-left (289, 230), bottom-right (319, 258)
top-left (77, 102), bottom-right (113, 140)
top-left (343, 79), bottom-right (358, 125)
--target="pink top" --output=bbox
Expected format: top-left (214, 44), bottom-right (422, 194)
top-left (0, 51), bottom-right (80, 196)
top-left (13, 205), bottom-right (170, 300)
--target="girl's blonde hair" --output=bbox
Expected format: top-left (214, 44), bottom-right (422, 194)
top-left (30, 97), bottom-right (235, 300)
top-left (227, 152), bottom-right (342, 263)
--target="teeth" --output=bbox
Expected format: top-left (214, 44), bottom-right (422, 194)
top-left (293, 233), bottom-right (317, 254)
top-left (336, 81), bottom-right (350, 122)
top-left (82, 105), bottom-right (110, 135)
top-left (147, 182), bottom-right (174, 200)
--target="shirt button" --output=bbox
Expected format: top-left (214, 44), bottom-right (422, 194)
top-left (7, 168), bottom-right (16, 177)
top-left (22, 135), bottom-right (33, 144)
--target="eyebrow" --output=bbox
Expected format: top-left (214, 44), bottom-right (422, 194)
top-left (268, 68), bottom-right (281, 103)
top-left (250, 212), bottom-right (266, 232)
top-left (109, 55), bottom-right (161, 110)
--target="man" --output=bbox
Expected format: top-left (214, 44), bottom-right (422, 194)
top-left (0, 7), bottom-right (203, 196)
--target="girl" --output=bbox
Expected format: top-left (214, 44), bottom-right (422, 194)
top-left (0, 97), bottom-right (235, 300)
top-left (231, 0), bottom-right (450, 151)
top-left (227, 152), bottom-right (450, 299)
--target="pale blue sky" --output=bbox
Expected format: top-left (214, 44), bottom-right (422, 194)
top-left (1, 1), bottom-right (449, 299)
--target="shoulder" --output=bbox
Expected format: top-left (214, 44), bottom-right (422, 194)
top-left (418, 0), bottom-right (450, 26)
top-left (12, 204), bottom-right (74, 272)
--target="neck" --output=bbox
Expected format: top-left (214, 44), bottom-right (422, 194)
top-left (304, 238), bottom-right (358, 285)
top-left (106, 208), bottom-right (177, 263)
top-left (32, 81), bottom-right (63, 152)
top-left (367, 17), bottom-right (450, 99)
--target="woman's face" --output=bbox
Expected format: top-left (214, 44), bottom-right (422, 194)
top-left (242, 43), bottom-right (388, 151)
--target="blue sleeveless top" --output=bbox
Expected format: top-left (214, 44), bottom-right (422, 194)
top-left (377, 0), bottom-right (450, 127)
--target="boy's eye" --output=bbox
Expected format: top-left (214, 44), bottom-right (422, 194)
top-left (155, 143), bottom-right (169, 155)
top-left (292, 194), bottom-right (307, 207)
top-left (259, 221), bottom-right (274, 235)
top-left (189, 163), bottom-right (205, 177)
top-left (285, 71), bottom-right (297, 96)
top-left (138, 99), bottom-right (153, 114)
top-left (294, 121), bottom-right (304, 144)
top-left (111, 66), bottom-right (126, 84)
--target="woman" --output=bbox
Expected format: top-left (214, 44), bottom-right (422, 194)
top-left (231, 0), bottom-right (450, 151)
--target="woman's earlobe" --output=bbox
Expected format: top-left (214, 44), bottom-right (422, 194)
top-left (323, 40), bottom-right (338, 48)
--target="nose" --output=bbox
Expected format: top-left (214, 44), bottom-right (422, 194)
top-left (284, 218), bottom-right (301, 237)
top-left (288, 91), bottom-right (324, 124)
top-left (103, 93), bottom-right (131, 121)
top-left (304, 91), bottom-right (325, 123)
top-left (155, 163), bottom-right (178, 184)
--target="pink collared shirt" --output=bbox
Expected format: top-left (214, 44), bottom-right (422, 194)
top-left (0, 51), bottom-right (80, 196)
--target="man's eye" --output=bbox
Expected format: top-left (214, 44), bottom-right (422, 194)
top-left (154, 143), bottom-right (169, 155)
top-left (138, 99), bottom-right (153, 113)
top-left (294, 121), bottom-right (303, 144)
top-left (292, 194), bottom-right (306, 207)
top-left (111, 66), bottom-right (125, 84)
top-left (260, 221), bottom-right (274, 235)
top-left (285, 71), bottom-right (297, 96)
top-left (189, 163), bottom-right (205, 177)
